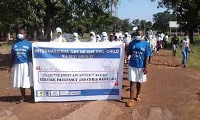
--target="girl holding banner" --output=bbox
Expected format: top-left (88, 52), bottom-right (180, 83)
top-left (8, 29), bottom-right (34, 104)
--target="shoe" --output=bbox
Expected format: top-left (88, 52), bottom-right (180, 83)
top-left (136, 95), bottom-right (141, 102)
top-left (16, 98), bottom-right (25, 104)
top-left (127, 100), bottom-right (134, 107)
top-left (126, 87), bottom-right (130, 91)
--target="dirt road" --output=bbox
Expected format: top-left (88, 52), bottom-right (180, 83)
top-left (0, 49), bottom-right (200, 120)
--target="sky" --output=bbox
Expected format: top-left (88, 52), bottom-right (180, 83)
top-left (117, 0), bottom-right (167, 22)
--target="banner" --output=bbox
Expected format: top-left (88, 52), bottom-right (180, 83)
top-left (32, 42), bottom-right (124, 102)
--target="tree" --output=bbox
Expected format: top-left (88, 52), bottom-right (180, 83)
top-left (153, 0), bottom-right (200, 43)
top-left (121, 19), bottom-right (132, 32)
top-left (0, 0), bottom-right (46, 40)
top-left (132, 19), bottom-right (140, 27)
top-left (152, 11), bottom-right (176, 32)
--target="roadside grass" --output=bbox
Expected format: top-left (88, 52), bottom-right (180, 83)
top-left (0, 43), bottom-right (11, 54)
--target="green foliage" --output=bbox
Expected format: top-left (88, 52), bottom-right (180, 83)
top-left (152, 11), bottom-right (176, 32)
top-left (0, 0), bottom-right (46, 31)
top-left (0, 0), bottom-right (132, 38)
top-left (154, 0), bottom-right (200, 43)
top-left (132, 19), bottom-right (153, 31)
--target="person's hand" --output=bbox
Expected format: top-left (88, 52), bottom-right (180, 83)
top-left (143, 68), bottom-right (148, 75)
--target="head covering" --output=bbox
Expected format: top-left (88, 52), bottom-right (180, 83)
top-left (118, 32), bottom-right (123, 41)
top-left (115, 33), bottom-right (119, 40)
top-left (96, 35), bottom-right (101, 42)
top-left (101, 32), bottom-right (108, 42)
top-left (88, 31), bottom-right (96, 42)
top-left (72, 32), bottom-right (79, 42)
top-left (56, 27), bottom-right (62, 33)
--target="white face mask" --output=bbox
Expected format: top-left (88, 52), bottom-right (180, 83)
top-left (135, 36), bottom-right (141, 40)
top-left (102, 36), bottom-right (106, 41)
top-left (17, 34), bottom-right (24, 40)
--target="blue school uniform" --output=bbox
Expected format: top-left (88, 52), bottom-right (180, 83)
top-left (128, 39), bottom-right (151, 68)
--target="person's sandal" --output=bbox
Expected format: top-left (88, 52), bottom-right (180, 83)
top-left (127, 100), bottom-right (134, 107)
top-left (136, 95), bottom-right (141, 102)
top-left (16, 98), bottom-right (25, 104)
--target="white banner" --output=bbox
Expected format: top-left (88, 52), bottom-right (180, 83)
top-left (32, 42), bottom-right (124, 102)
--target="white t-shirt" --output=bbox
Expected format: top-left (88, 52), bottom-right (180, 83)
top-left (52, 36), bottom-right (65, 42)
top-left (124, 37), bottom-right (131, 45)
top-left (182, 37), bottom-right (190, 51)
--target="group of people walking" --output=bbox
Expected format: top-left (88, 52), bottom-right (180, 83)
top-left (9, 27), bottom-right (192, 106)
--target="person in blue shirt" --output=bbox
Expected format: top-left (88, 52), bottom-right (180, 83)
top-left (126, 29), bottom-right (151, 107)
top-left (8, 29), bottom-right (34, 104)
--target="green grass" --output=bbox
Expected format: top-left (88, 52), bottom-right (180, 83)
top-left (0, 43), bottom-right (12, 54)
top-left (176, 36), bottom-right (200, 70)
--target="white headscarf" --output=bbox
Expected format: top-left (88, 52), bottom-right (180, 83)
top-left (96, 35), bottom-right (101, 42)
top-left (101, 32), bottom-right (109, 42)
top-left (72, 32), bottom-right (80, 42)
top-left (124, 32), bottom-right (131, 45)
top-left (52, 27), bottom-right (63, 42)
top-left (88, 31), bottom-right (96, 42)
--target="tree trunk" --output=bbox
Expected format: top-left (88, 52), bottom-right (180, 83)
top-left (188, 29), bottom-right (194, 44)
top-left (43, 0), bottom-right (52, 41)
top-left (44, 17), bottom-right (51, 41)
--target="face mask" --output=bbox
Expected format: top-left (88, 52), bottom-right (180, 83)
top-left (17, 34), bottom-right (24, 40)
top-left (102, 36), bottom-right (106, 41)
top-left (73, 36), bottom-right (78, 41)
top-left (135, 36), bottom-right (141, 40)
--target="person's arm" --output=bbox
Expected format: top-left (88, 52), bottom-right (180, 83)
top-left (189, 40), bottom-right (193, 53)
top-left (143, 43), bottom-right (151, 74)
top-left (62, 37), bottom-right (66, 42)
top-left (125, 42), bottom-right (132, 59)
top-left (143, 57), bottom-right (148, 74)
top-left (171, 37), bottom-right (173, 45)
top-left (178, 37), bottom-right (180, 45)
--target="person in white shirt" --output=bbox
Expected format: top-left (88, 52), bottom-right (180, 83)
top-left (52, 27), bottom-right (66, 42)
top-left (124, 32), bottom-right (131, 64)
top-left (163, 33), bottom-right (169, 49)
top-left (181, 33), bottom-right (191, 68)
top-left (88, 31), bottom-right (96, 42)
top-left (156, 34), bottom-right (162, 53)
top-left (72, 32), bottom-right (81, 42)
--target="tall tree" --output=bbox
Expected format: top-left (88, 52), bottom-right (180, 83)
top-left (153, 0), bottom-right (200, 43)
top-left (152, 11), bottom-right (176, 32)
top-left (0, 0), bottom-right (45, 36)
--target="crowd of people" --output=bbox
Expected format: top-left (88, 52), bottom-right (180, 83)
top-left (9, 27), bottom-right (192, 106)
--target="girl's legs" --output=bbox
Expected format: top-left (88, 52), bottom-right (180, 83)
top-left (130, 81), bottom-right (135, 100)
top-left (182, 50), bottom-right (186, 67)
top-left (127, 81), bottom-right (135, 107)
top-left (136, 82), bottom-right (142, 101)
top-left (30, 86), bottom-right (34, 100)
